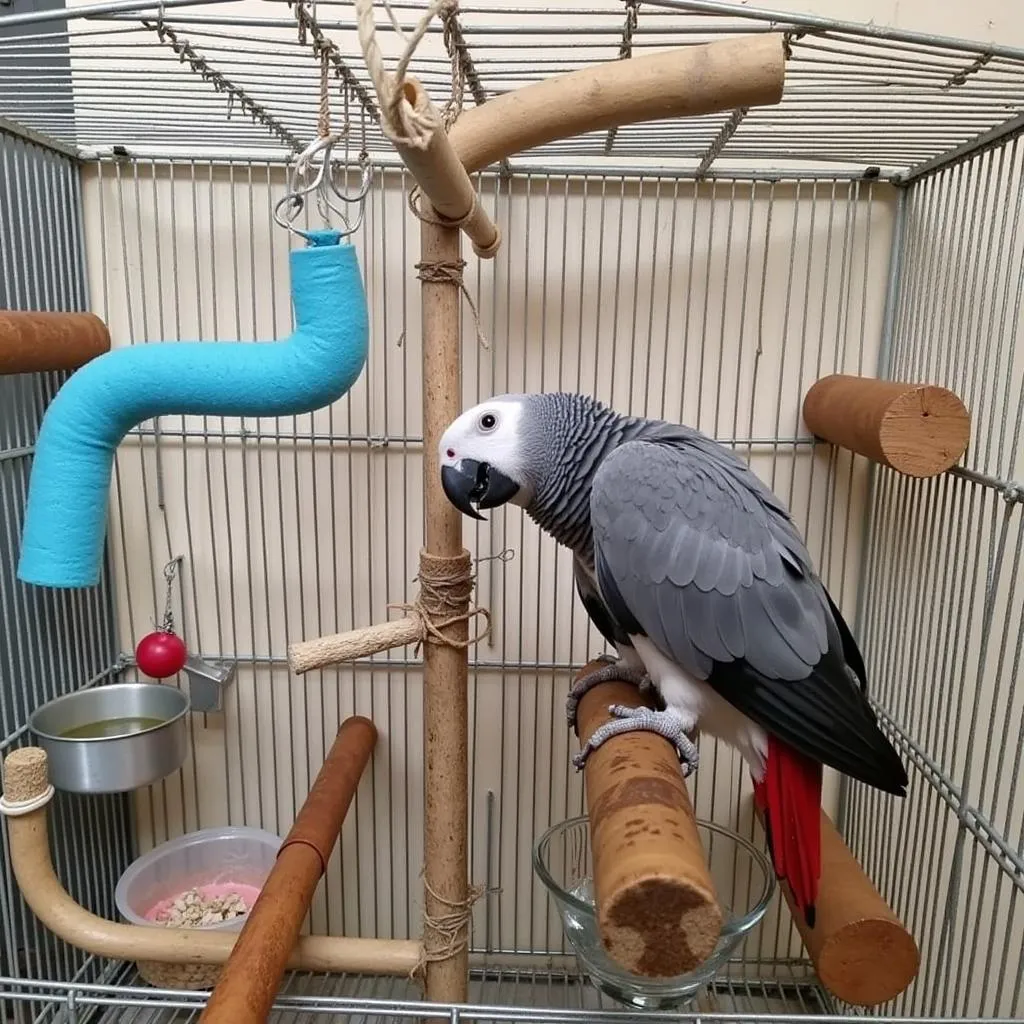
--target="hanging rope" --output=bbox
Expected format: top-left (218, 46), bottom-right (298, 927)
top-left (317, 45), bottom-right (331, 139)
top-left (355, 0), bottom-right (463, 149)
top-left (438, 1), bottom-right (465, 129)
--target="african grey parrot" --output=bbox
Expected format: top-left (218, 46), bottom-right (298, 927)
top-left (438, 391), bottom-right (908, 926)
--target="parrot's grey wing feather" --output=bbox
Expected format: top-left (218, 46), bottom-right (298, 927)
top-left (572, 554), bottom-right (632, 649)
top-left (590, 434), bottom-right (907, 794)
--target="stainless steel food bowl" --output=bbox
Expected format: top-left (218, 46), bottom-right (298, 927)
top-left (29, 683), bottom-right (190, 794)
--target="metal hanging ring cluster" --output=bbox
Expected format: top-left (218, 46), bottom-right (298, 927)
top-left (273, 133), bottom-right (372, 242)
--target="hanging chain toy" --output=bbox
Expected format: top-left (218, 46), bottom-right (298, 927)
top-left (160, 557), bottom-right (181, 632)
top-left (273, 46), bottom-right (372, 242)
top-left (135, 557), bottom-right (189, 680)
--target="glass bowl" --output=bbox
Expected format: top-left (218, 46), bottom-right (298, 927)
top-left (533, 815), bottom-right (775, 1010)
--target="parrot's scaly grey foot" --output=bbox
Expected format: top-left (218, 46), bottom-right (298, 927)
top-left (565, 661), bottom-right (651, 733)
top-left (571, 705), bottom-right (699, 777)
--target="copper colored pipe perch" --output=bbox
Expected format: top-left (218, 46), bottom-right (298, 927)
top-left (200, 716), bottom-right (378, 1023)
top-left (0, 310), bottom-right (110, 375)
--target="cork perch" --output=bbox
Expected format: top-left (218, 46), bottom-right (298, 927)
top-left (756, 806), bottom-right (919, 1007)
top-left (802, 374), bottom-right (971, 478)
top-left (0, 310), bottom-right (110, 375)
top-left (201, 716), bottom-right (377, 1022)
top-left (0, 744), bottom-right (421, 978)
top-left (576, 665), bottom-right (722, 977)
top-left (288, 616), bottom-right (421, 674)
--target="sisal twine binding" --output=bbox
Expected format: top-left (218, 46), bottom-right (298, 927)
top-left (414, 259), bottom-right (489, 349)
top-left (388, 551), bottom-right (490, 656)
top-left (410, 873), bottom-right (486, 983)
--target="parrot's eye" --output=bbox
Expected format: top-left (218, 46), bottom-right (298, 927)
top-left (479, 412), bottom-right (498, 431)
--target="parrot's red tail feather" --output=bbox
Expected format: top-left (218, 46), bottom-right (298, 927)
top-left (753, 736), bottom-right (823, 927)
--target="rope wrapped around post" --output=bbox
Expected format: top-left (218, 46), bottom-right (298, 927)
top-left (286, 550), bottom-right (490, 674)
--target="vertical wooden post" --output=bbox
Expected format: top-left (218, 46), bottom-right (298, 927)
top-left (419, 210), bottom-right (470, 1005)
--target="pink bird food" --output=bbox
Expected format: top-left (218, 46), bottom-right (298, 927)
top-left (145, 882), bottom-right (263, 927)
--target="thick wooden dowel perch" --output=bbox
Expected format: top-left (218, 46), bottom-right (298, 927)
top-left (200, 716), bottom-right (377, 1023)
top-left (0, 310), bottom-right (110, 375)
top-left (391, 78), bottom-right (500, 259)
top-left (757, 806), bottom-right (919, 1007)
top-left (576, 665), bottom-right (722, 977)
top-left (450, 34), bottom-right (786, 174)
top-left (802, 373), bottom-right (971, 477)
top-left (288, 616), bottom-right (422, 674)
top-left (0, 746), bottom-right (420, 977)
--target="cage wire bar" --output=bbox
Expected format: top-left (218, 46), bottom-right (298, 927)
top-left (0, 129), bottom-right (128, 1024)
top-left (1, 0), bottom-right (1024, 1020)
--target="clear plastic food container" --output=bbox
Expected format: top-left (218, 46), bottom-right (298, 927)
top-left (114, 825), bottom-right (283, 989)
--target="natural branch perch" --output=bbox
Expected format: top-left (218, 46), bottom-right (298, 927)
top-left (449, 34), bottom-right (787, 174)
top-left (201, 717), bottom-right (377, 1022)
top-left (755, 805), bottom-right (919, 1007)
top-left (0, 746), bottom-right (421, 980)
top-left (0, 310), bottom-right (110, 375)
top-left (576, 666), bottom-right (722, 977)
top-left (288, 617), bottom-right (422, 674)
top-left (802, 373), bottom-right (971, 477)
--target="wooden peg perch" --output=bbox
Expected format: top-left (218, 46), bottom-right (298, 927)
top-left (755, 805), bottom-right (919, 1007)
top-left (575, 664), bottom-right (722, 977)
top-left (802, 373), bottom-right (971, 478)
top-left (0, 310), bottom-right (110, 375)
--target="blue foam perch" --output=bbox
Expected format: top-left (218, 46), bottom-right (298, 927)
top-left (18, 230), bottom-right (368, 589)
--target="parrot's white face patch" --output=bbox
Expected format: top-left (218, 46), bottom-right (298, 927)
top-left (439, 397), bottom-right (533, 506)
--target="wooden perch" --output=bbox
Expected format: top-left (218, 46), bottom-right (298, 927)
top-left (576, 665), bottom-right (722, 977)
top-left (756, 805), bottom-right (919, 1007)
top-left (802, 373), bottom-right (971, 477)
top-left (450, 34), bottom-right (786, 175)
top-left (0, 310), bottom-right (110, 375)
top-left (201, 716), bottom-right (377, 1022)
top-left (0, 746), bottom-right (420, 980)
top-left (353, 0), bottom-right (500, 260)
top-left (288, 616), bottom-right (422, 674)
top-left (391, 78), bottom-right (501, 259)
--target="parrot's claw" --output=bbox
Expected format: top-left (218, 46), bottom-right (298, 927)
top-left (565, 661), bottom-right (652, 734)
top-left (571, 705), bottom-right (699, 777)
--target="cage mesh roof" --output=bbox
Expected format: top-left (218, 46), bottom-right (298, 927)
top-left (1, 0), bottom-right (1024, 177)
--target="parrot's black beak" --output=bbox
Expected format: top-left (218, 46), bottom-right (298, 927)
top-left (441, 460), bottom-right (519, 520)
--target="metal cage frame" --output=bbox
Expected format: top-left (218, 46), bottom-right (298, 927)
top-left (2, 0), bottom-right (1024, 1021)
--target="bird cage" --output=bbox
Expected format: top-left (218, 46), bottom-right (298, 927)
top-left (1, 0), bottom-right (1023, 1021)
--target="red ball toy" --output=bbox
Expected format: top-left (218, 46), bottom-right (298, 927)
top-left (135, 630), bottom-right (188, 679)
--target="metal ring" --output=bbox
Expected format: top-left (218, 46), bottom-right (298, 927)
top-left (273, 134), bottom-right (372, 241)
